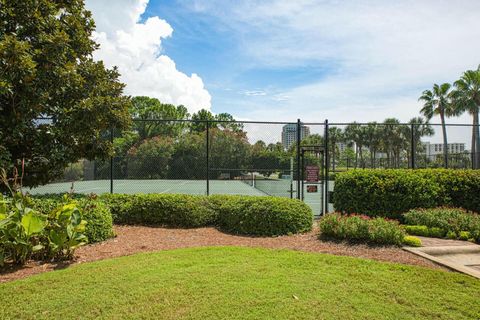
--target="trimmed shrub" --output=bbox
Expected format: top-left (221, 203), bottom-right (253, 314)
top-left (215, 196), bottom-right (313, 236)
top-left (100, 194), bottom-right (217, 227)
top-left (318, 213), bottom-right (405, 246)
top-left (333, 169), bottom-right (480, 219)
top-left (101, 194), bottom-right (313, 236)
top-left (404, 225), bottom-right (429, 237)
top-left (459, 231), bottom-right (471, 241)
top-left (404, 225), bottom-right (446, 238)
top-left (403, 236), bottom-right (422, 247)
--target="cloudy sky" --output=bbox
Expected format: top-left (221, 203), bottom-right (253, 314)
top-left (85, 0), bottom-right (480, 129)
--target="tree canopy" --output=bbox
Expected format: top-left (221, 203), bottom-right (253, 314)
top-left (0, 0), bottom-right (131, 187)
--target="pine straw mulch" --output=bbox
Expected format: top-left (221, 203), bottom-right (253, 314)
top-left (0, 224), bottom-right (446, 283)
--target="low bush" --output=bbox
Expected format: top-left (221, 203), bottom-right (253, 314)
top-left (101, 194), bottom-right (313, 236)
top-left (333, 169), bottom-right (480, 219)
top-left (403, 207), bottom-right (480, 243)
top-left (318, 213), bottom-right (405, 246)
top-left (215, 196), bottom-right (313, 236)
top-left (459, 231), bottom-right (471, 241)
top-left (101, 194), bottom-right (217, 228)
top-left (403, 225), bottom-right (446, 238)
top-left (403, 236), bottom-right (422, 247)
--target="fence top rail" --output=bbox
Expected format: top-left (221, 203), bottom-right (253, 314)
top-left (35, 117), bottom-right (479, 127)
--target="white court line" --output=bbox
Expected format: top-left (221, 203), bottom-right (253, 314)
top-left (76, 187), bottom-right (104, 193)
top-left (159, 181), bottom-right (189, 194)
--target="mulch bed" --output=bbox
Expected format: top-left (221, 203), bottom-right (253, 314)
top-left (0, 224), bottom-right (445, 283)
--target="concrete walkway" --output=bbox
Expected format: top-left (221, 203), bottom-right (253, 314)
top-left (404, 237), bottom-right (480, 279)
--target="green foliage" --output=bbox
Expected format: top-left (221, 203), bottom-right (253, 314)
top-left (403, 236), bottom-right (422, 247)
top-left (318, 213), bottom-right (405, 246)
top-left (100, 194), bottom-right (312, 236)
top-left (45, 202), bottom-right (88, 259)
top-left (101, 194), bottom-right (217, 228)
top-left (130, 96), bottom-right (190, 139)
top-left (459, 231), bottom-right (471, 241)
top-left (0, 193), bottom-right (88, 266)
top-left (126, 136), bottom-right (175, 179)
top-left (333, 169), bottom-right (480, 219)
top-left (30, 196), bottom-right (113, 243)
top-left (0, 0), bottom-right (131, 188)
top-left (215, 196), bottom-right (313, 236)
top-left (403, 225), bottom-right (446, 238)
top-left (403, 225), bottom-right (428, 237)
top-left (446, 231), bottom-right (457, 239)
top-left (403, 207), bottom-right (480, 242)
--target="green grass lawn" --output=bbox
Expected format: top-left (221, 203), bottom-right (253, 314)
top-left (1, 247), bottom-right (479, 320)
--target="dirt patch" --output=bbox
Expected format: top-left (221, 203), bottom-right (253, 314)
top-left (0, 224), bottom-right (445, 283)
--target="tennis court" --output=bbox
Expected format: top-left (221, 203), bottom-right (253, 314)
top-left (28, 179), bottom-right (328, 215)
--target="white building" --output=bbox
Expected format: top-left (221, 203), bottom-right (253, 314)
top-left (281, 124), bottom-right (310, 149)
top-left (422, 142), bottom-right (466, 157)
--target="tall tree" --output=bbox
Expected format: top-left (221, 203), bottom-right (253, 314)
top-left (451, 66), bottom-right (480, 169)
top-left (190, 109), bottom-right (216, 133)
top-left (328, 127), bottom-right (343, 171)
top-left (419, 83), bottom-right (455, 167)
top-left (0, 0), bottom-right (131, 187)
top-left (130, 96), bottom-right (190, 139)
top-left (401, 117), bottom-right (434, 167)
top-left (344, 123), bottom-right (366, 168)
top-left (363, 122), bottom-right (381, 168)
top-left (382, 118), bottom-right (407, 168)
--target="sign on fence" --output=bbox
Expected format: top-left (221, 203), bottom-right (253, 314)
top-left (306, 165), bottom-right (319, 182)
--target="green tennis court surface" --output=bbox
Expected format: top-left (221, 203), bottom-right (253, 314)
top-left (28, 179), bottom-right (326, 215)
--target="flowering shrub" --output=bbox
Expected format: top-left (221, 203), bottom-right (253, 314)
top-left (318, 213), bottom-right (405, 246)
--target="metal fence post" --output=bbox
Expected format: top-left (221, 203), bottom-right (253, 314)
top-left (324, 119), bottom-right (329, 214)
top-left (110, 126), bottom-right (114, 194)
top-left (206, 120), bottom-right (210, 196)
top-left (410, 123), bottom-right (415, 169)
top-left (296, 119), bottom-right (301, 200)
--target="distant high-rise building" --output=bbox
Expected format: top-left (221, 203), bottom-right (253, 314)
top-left (281, 124), bottom-right (310, 149)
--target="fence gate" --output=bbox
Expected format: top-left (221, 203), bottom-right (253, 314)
top-left (300, 145), bottom-right (325, 216)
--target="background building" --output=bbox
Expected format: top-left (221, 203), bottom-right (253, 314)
top-left (422, 142), bottom-right (466, 157)
top-left (281, 124), bottom-right (310, 149)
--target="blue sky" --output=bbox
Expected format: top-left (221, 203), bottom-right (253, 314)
top-left (143, 0), bottom-right (334, 117)
top-left (86, 0), bottom-right (480, 130)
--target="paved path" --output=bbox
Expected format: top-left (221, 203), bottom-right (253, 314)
top-left (417, 236), bottom-right (477, 247)
top-left (404, 237), bottom-right (480, 279)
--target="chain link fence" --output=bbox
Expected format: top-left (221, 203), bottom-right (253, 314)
top-left (28, 118), bottom-right (480, 215)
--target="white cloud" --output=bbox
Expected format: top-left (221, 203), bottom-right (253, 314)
top-left (187, 0), bottom-right (480, 126)
top-left (85, 0), bottom-right (211, 113)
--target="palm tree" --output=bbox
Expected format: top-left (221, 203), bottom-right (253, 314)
top-left (328, 127), bottom-right (343, 171)
top-left (382, 118), bottom-right (406, 168)
top-left (419, 83), bottom-right (455, 168)
top-left (401, 117), bottom-right (434, 168)
top-left (451, 66), bottom-right (480, 169)
top-left (345, 123), bottom-right (366, 168)
top-left (364, 122), bottom-right (381, 168)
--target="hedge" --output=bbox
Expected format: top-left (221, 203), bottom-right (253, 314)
top-left (333, 169), bottom-right (480, 219)
top-left (214, 196), bottom-right (313, 236)
top-left (30, 197), bottom-right (114, 243)
top-left (101, 194), bottom-right (217, 228)
top-left (100, 194), bottom-right (313, 236)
